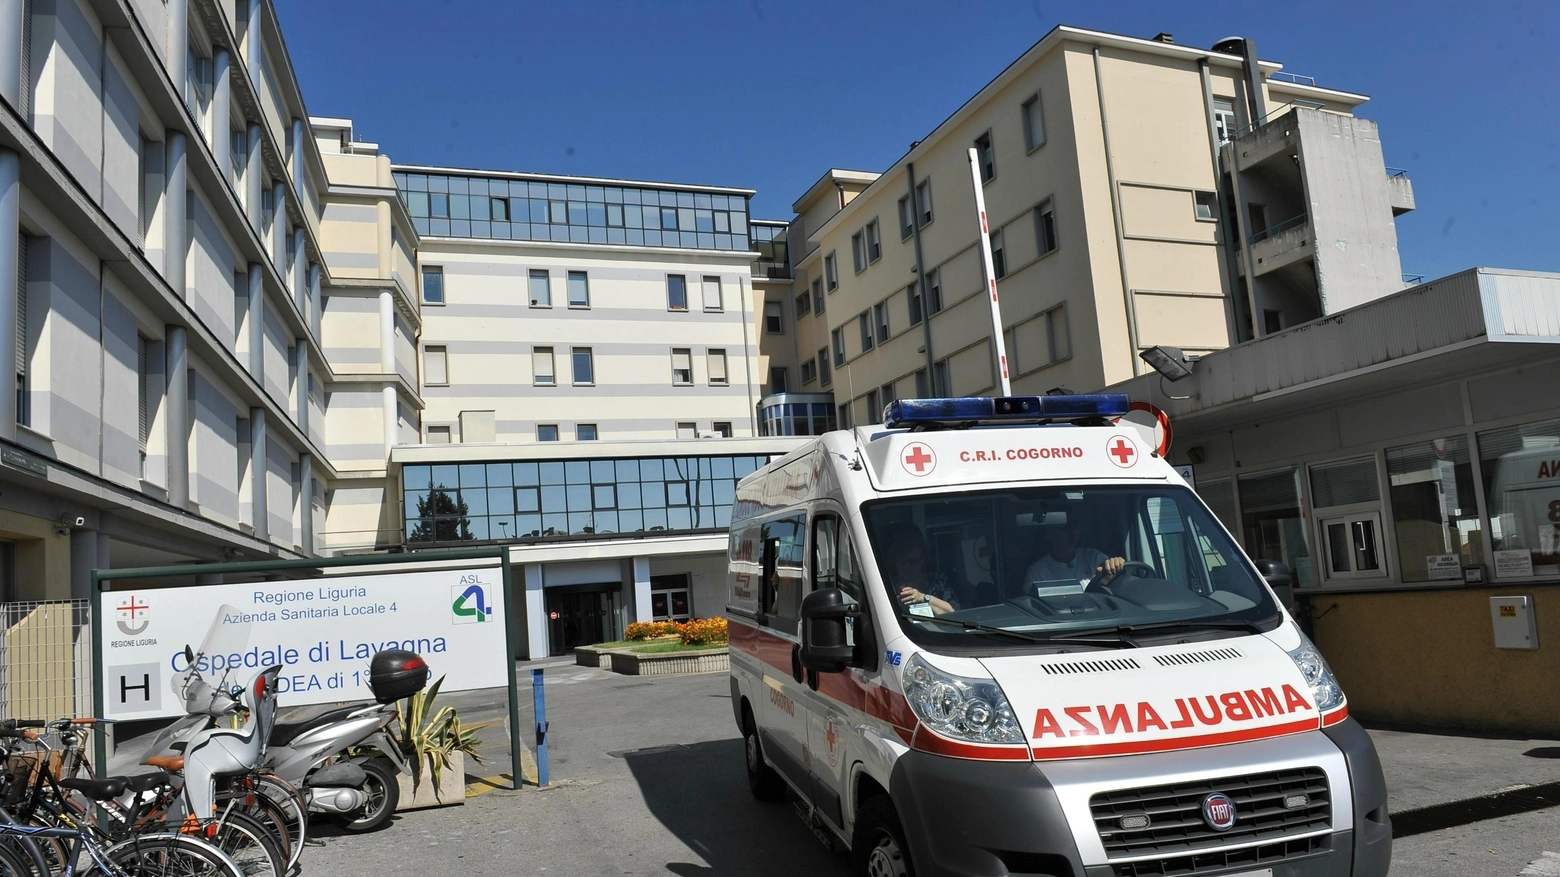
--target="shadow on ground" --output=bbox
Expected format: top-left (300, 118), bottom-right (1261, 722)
top-left (620, 738), bottom-right (849, 877)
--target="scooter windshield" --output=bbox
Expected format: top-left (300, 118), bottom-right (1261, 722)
top-left (173, 603), bottom-right (253, 711)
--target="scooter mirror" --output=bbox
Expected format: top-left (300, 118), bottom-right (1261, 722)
top-left (184, 644), bottom-right (195, 664)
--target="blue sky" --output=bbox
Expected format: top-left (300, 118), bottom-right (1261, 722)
top-left (276, 0), bottom-right (1558, 280)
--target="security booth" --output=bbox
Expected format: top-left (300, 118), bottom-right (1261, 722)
top-left (1111, 267), bottom-right (1560, 735)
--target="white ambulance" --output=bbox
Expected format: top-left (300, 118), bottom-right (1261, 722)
top-left (727, 394), bottom-right (1390, 877)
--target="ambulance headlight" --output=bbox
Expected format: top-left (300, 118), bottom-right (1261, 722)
top-left (902, 654), bottom-right (1025, 745)
top-left (1285, 635), bottom-right (1345, 713)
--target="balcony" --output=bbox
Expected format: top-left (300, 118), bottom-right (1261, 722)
top-left (1386, 168), bottom-right (1416, 216)
top-left (1250, 213), bottom-right (1312, 275)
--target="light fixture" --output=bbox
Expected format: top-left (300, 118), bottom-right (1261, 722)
top-left (1140, 345), bottom-right (1195, 382)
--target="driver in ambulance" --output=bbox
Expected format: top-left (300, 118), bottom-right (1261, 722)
top-left (1025, 521), bottom-right (1126, 590)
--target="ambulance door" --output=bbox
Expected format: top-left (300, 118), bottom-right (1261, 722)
top-left (757, 512), bottom-right (811, 796)
top-left (804, 508), bottom-right (870, 829)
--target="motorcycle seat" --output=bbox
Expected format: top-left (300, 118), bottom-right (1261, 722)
top-left (58, 777), bottom-right (127, 800)
top-left (268, 704), bottom-right (369, 747)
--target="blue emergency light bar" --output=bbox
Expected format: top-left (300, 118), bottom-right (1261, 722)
top-left (882, 394), bottom-right (1130, 428)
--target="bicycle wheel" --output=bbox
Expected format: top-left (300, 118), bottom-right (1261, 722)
top-left (251, 775), bottom-right (305, 872)
top-left (209, 813), bottom-right (284, 877)
top-left (89, 833), bottom-right (244, 877)
top-left (216, 791), bottom-right (291, 869)
top-left (0, 840), bottom-right (34, 877)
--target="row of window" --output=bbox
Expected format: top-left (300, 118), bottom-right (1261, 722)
top-left (1200, 415), bottom-right (1560, 588)
top-left (426, 421), bottom-right (734, 445)
top-left (420, 266), bottom-right (730, 313)
top-left (972, 90), bottom-right (1048, 189)
top-left (423, 345), bottom-right (731, 389)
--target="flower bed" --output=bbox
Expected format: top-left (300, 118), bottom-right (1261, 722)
top-left (624, 617), bottom-right (729, 646)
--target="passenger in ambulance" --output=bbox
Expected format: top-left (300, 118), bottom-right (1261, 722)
top-left (1024, 521), bottom-right (1127, 591)
top-left (885, 523), bottom-right (968, 616)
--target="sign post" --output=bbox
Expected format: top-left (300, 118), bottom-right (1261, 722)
top-left (967, 146), bottom-right (1013, 397)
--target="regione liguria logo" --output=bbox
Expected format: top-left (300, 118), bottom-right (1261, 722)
top-left (451, 583), bottom-right (490, 624)
top-left (115, 596), bottom-right (150, 636)
top-left (1202, 793), bottom-right (1237, 831)
top-left (901, 442), bottom-right (937, 477)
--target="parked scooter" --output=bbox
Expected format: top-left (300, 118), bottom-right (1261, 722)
top-left (259, 650), bottom-right (429, 832)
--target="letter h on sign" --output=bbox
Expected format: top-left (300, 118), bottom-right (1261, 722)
top-left (110, 663), bottom-right (162, 711)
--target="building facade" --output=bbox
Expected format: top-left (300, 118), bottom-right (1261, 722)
top-left (760, 27), bottom-right (1415, 430)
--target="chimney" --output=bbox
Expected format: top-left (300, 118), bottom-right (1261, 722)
top-left (1152, 32), bottom-right (1174, 44)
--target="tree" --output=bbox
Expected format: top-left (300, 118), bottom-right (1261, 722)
top-left (409, 488), bottom-right (473, 543)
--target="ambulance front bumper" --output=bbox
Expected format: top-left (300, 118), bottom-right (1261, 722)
top-left (887, 718), bottom-right (1389, 877)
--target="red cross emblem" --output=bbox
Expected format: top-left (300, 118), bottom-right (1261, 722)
top-left (1107, 436), bottom-right (1137, 468)
top-left (901, 443), bottom-right (936, 477)
top-left (824, 715), bottom-right (839, 765)
top-left (116, 596), bottom-right (150, 635)
top-left (118, 598), bottom-right (149, 619)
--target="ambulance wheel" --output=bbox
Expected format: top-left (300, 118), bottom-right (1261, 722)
top-left (854, 796), bottom-right (915, 877)
top-left (742, 706), bottom-right (785, 802)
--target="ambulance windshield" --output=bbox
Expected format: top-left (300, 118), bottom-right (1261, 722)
top-left (862, 484), bottom-right (1281, 647)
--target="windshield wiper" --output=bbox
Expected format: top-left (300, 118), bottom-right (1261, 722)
top-left (911, 615), bottom-right (1050, 644)
top-left (1038, 629), bottom-right (1139, 649)
top-left (1051, 617), bottom-right (1271, 644)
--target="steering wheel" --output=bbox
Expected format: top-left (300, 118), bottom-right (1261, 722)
top-left (1085, 561), bottom-right (1158, 593)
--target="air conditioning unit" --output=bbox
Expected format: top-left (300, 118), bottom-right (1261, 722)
top-left (697, 431), bottom-right (720, 439)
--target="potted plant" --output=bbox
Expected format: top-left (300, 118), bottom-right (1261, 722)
top-left (392, 675), bottom-right (488, 808)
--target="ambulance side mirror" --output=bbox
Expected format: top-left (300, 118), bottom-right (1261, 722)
top-left (800, 588), bottom-right (859, 673)
top-left (1254, 559), bottom-right (1293, 588)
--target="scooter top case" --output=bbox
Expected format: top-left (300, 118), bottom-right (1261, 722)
top-left (368, 650), bottom-right (428, 704)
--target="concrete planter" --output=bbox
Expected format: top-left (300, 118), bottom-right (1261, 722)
top-left (575, 645), bottom-right (613, 668)
top-left (608, 647), bottom-right (729, 676)
top-left (395, 750), bottom-right (466, 810)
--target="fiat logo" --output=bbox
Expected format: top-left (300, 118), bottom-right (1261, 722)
top-left (1202, 793), bottom-right (1237, 831)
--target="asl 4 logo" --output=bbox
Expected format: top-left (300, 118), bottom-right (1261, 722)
top-left (451, 582), bottom-right (490, 624)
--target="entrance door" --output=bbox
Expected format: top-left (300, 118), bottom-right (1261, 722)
top-left (545, 587), bottom-right (621, 655)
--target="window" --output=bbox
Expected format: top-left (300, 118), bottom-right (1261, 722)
top-left (667, 274), bottom-right (688, 311)
top-left (865, 389), bottom-right (879, 424)
top-left (489, 197), bottom-right (508, 221)
top-left (800, 358), bottom-right (817, 385)
top-left (915, 179), bottom-right (933, 226)
top-left (571, 347), bottom-right (594, 385)
top-left (1309, 456), bottom-right (1386, 582)
top-left (1238, 468), bottom-right (1313, 589)
top-left (813, 514), bottom-right (866, 606)
top-left (427, 425), bottom-right (451, 443)
top-left (702, 276), bottom-right (723, 312)
top-left (1213, 97), bottom-right (1237, 144)
top-left (825, 252), bottom-right (838, 291)
top-left (932, 359), bottom-right (952, 396)
top-left (1194, 190), bottom-right (1218, 222)
top-left (851, 231), bottom-right (866, 273)
top-left (764, 300), bottom-right (784, 334)
top-left (1263, 310), bottom-right (1284, 335)
top-left (866, 220), bottom-right (881, 262)
top-left (528, 269), bottom-right (550, 306)
top-left (532, 346), bottom-right (555, 386)
top-left (577, 424), bottom-right (598, 441)
top-left (652, 576), bottom-right (693, 621)
top-left (874, 301), bottom-right (889, 344)
top-left (926, 267), bottom-right (943, 315)
top-left (567, 271), bottom-right (589, 307)
top-left (1386, 436), bottom-right (1483, 583)
top-left (812, 278), bottom-right (825, 315)
top-left (537, 424), bottom-right (559, 442)
top-left (768, 367), bottom-right (787, 393)
top-left (907, 282), bottom-right (923, 326)
top-left (898, 196), bottom-right (913, 239)
top-left (990, 227), bottom-right (1006, 279)
top-left (671, 348), bottom-right (693, 385)
top-left (817, 348), bottom-right (831, 387)
top-left (796, 291), bottom-right (810, 321)
top-left (1022, 92), bottom-right (1046, 152)
top-left (1010, 304), bottom-right (1071, 374)
top-left (1478, 416), bottom-right (1560, 579)
top-left (421, 266), bottom-right (444, 304)
top-left (880, 381), bottom-right (896, 408)
top-left (1035, 199), bottom-right (1058, 256)
top-left (423, 345), bottom-right (448, 386)
top-left (760, 514), bottom-right (807, 633)
top-left (914, 368), bottom-right (929, 398)
top-left (676, 422), bottom-right (697, 439)
top-left (837, 403), bottom-right (851, 430)
top-left (975, 131), bottom-right (995, 182)
top-left (137, 334), bottom-right (149, 475)
top-left (708, 349), bottom-right (728, 386)
top-left (831, 327), bottom-right (845, 367)
top-left (858, 312), bottom-right (874, 353)
top-left (712, 422), bottom-right (732, 438)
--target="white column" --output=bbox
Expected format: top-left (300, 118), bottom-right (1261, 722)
top-left (211, 50), bottom-right (231, 173)
top-left (246, 263), bottom-right (263, 380)
top-left (0, 0), bottom-right (23, 108)
top-left (244, 125), bottom-right (262, 231)
top-left (290, 226), bottom-right (304, 300)
top-left (377, 289), bottom-right (394, 373)
top-left (632, 556), bottom-right (653, 622)
top-left (249, 408), bottom-right (267, 541)
top-left (0, 149), bottom-right (18, 439)
top-left (524, 563), bottom-right (546, 660)
top-left (164, 134), bottom-right (187, 297)
top-left (381, 385), bottom-right (397, 457)
top-left (292, 338), bottom-right (307, 430)
top-left (298, 452), bottom-right (313, 554)
top-left (271, 182), bottom-right (286, 262)
top-left (243, 0), bottom-right (262, 84)
top-left (289, 118), bottom-right (304, 184)
top-left (307, 262), bottom-right (321, 340)
top-left (165, 327), bottom-right (189, 508)
top-left (168, 0), bottom-right (187, 102)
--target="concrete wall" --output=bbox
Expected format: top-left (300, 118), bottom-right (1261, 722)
top-left (1296, 110), bottom-right (1404, 312)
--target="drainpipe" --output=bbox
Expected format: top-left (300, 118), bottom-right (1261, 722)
top-left (905, 162), bottom-right (935, 389)
top-left (739, 276), bottom-right (756, 436)
top-left (1093, 46), bottom-right (1141, 377)
top-left (1200, 59), bottom-right (1242, 348)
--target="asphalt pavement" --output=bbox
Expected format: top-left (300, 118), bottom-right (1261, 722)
top-left (138, 658), bottom-right (1560, 876)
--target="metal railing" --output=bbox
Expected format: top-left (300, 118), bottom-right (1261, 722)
top-left (1269, 72), bottom-right (1317, 86)
top-left (1249, 213), bottom-right (1310, 245)
top-left (1229, 101), bottom-right (1327, 140)
top-left (1386, 167), bottom-right (1411, 179)
top-left (1403, 274), bottom-right (1426, 286)
top-left (0, 600), bottom-right (92, 721)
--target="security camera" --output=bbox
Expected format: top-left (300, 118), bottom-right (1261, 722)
top-left (56, 514), bottom-right (85, 530)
